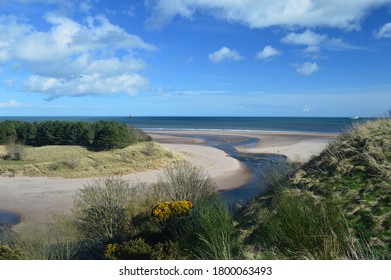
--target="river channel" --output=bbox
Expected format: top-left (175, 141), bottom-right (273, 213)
top-left (167, 133), bottom-right (290, 208)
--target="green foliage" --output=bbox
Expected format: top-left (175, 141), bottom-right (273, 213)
top-left (177, 196), bottom-right (238, 260)
top-left (0, 245), bottom-right (26, 260)
top-left (248, 188), bottom-right (353, 259)
top-left (104, 239), bottom-right (181, 260)
top-left (92, 121), bottom-right (133, 150)
top-left (0, 120), bottom-right (148, 151)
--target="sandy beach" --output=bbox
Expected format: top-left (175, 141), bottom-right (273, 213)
top-left (0, 130), bottom-right (336, 222)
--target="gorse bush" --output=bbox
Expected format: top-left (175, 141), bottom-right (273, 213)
top-left (0, 245), bottom-right (26, 260)
top-left (151, 200), bottom-right (193, 221)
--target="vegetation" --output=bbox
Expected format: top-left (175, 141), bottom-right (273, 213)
top-left (238, 117), bottom-right (391, 259)
top-left (0, 118), bottom-right (389, 260)
top-left (0, 142), bottom-right (180, 178)
top-left (177, 196), bottom-right (239, 260)
top-left (0, 120), bottom-right (152, 151)
top-left (154, 161), bottom-right (217, 201)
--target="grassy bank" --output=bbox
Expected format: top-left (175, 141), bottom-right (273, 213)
top-left (238, 118), bottom-right (391, 259)
top-left (0, 142), bottom-right (182, 178)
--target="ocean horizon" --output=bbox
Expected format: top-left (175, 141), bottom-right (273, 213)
top-left (0, 116), bottom-right (370, 133)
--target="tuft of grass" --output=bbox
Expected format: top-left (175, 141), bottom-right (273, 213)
top-left (0, 142), bottom-right (182, 178)
top-left (11, 214), bottom-right (82, 260)
top-left (177, 196), bottom-right (239, 260)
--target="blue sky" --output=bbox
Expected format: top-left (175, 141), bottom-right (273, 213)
top-left (0, 0), bottom-right (391, 117)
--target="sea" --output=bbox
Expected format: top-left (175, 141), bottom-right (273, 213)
top-left (0, 116), bottom-right (368, 133)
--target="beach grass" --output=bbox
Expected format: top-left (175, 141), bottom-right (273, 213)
top-left (0, 142), bottom-right (182, 178)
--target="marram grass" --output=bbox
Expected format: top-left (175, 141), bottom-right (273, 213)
top-left (0, 142), bottom-right (182, 178)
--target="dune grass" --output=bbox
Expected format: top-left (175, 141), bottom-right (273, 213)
top-left (0, 142), bottom-right (182, 178)
top-left (238, 117), bottom-right (391, 259)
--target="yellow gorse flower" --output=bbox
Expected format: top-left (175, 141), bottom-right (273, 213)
top-left (104, 243), bottom-right (119, 259)
top-left (151, 200), bottom-right (193, 221)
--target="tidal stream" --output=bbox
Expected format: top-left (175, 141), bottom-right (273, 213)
top-left (170, 134), bottom-right (290, 208)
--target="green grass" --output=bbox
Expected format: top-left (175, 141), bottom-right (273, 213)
top-left (239, 118), bottom-right (391, 259)
top-left (0, 142), bottom-right (182, 178)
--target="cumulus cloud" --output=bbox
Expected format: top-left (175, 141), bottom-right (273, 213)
top-left (375, 22), bottom-right (391, 38)
top-left (208, 47), bottom-right (243, 63)
top-left (256, 45), bottom-right (282, 60)
top-left (295, 62), bottom-right (319, 76)
top-left (282, 30), bottom-right (326, 46)
top-left (0, 14), bottom-right (155, 99)
top-left (145, 0), bottom-right (391, 30)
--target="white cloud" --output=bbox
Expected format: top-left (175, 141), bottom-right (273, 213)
top-left (208, 47), bottom-right (243, 63)
top-left (145, 0), bottom-right (391, 30)
top-left (281, 29), bottom-right (359, 57)
top-left (0, 100), bottom-right (25, 108)
top-left (282, 30), bottom-right (326, 46)
top-left (24, 73), bottom-right (148, 100)
top-left (375, 22), bottom-right (391, 38)
top-left (295, 62), bottom-right (319, 75)
top-left (256, 45), bottom-right (282, 60)
top-left (0, 14), bottom-right (155, 99)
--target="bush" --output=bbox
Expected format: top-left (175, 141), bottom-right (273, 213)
top-left (154, 161), bottom-right (217, 202)
top-left (73, 177), bottom-right (132, 243)
top-left (6, 142), bottom-right (26, 161)
top-left (0, 245), bottom-right (26, 260)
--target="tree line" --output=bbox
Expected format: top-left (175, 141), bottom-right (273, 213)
top-left (0, 120), bottom-right (151, 150)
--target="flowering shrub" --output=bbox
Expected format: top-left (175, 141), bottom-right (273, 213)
top-left (104, 243), bottom-right (119, 260)
top-left (151, 200), bottom-right (193, 221)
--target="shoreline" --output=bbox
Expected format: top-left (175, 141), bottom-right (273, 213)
top-left (0, 129), bottom-right (336, 223)
top-left (148, 130), bottom-right (338, 163)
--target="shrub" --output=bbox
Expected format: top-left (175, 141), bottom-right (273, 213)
top-left (151, 200), bottom-right (193, 222)
top-left (73, 177), bottom-right (132, 243)
top-left (0, 245), bottom-right (26, 260)
top-left (6, 142), bottom-right (26, 161)
top-left (154, 161), bottom-right (217, 202)
top-left (104, 239), bottom-right (182, 260)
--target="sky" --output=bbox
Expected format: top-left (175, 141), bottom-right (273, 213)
top-left (0, 0), bottom-right (391, 117)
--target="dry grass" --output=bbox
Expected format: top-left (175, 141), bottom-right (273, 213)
top-left (0, 142), bottom-right (182, 178)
